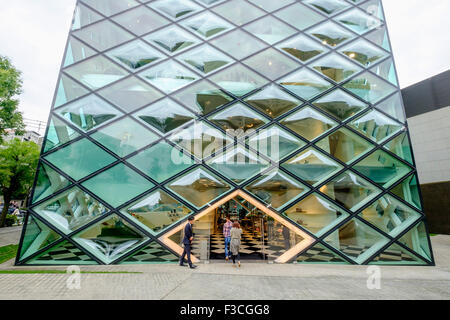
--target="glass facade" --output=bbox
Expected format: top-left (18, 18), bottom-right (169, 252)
top-left (17, 0), bottom-right (433, 266)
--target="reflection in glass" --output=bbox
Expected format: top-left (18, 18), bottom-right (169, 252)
top-left (32, 163), bottom-right (72, 204)
top-left (312, 88), bottom-right (368, 121)
top-left (43, 116), bottom-right (80, 153)
top-left (278, 34), bottom-right (328, 62)
top-left (278, 68), bottom-right (333, 100)
top-left (244, 16), bottom-right (296, 45)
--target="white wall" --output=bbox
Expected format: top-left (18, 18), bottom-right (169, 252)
top-left (408, 106), bottom-right (450, 184)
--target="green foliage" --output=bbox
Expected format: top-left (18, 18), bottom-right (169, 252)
top-left (0, 56), bottom-right (25, 142)
top-left (0, 244), bottom-right (18, 264)
top-left (4, 214), bottom-right (18, 227)
top-left (0, 138), bottom-right (40, 227)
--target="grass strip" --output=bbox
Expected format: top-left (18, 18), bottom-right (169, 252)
top-left (0, 244), bottom-right (18, 264)
top-left (0, 270), bottom-right (142, 274)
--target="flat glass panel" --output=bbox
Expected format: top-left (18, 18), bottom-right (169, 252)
top-left (312, 88), bottom-right (368, 121)
top-left (370, 58), bottom-right (398, 86)
top-left (319, 172), bottom-right (381, 211)
top-left (364, 25), bottom-right (391, 52)
top-left (398, 221), bottom-right (432, 262)
top-left (304, 0), bottom-right (351, 15)
top-left (133, 98), bottom-right (195, 135)
top-left (127, 142), bottom-right (195, 183)
top-left (248, 0), bottom-right (295, 12)
top-left (295, 242), bottom-right (349, 264)
top-left (308, 52), bottom-right (362, 83)
top-left (27, 240), bottom-right (97, 265)
top-left (121, 190), bottom-right (192, 235)
top-left (120, 241), bottom-right (179, 264)
top-left (245, 85), bottom-right (301, 119)
top-left (390, 174), bottom-right (422, 210)
top-left (282, 147), bottom-right (343, 186)
top-left (244, 169), bottom-right (310, 210)
top-left (247, 125), bottom-right (306, 161)
top-left (43, 116), bottom-right (80, 153)
top-left (32, 186), bottom-right (109, 234)
top-left (307, 21), bottom-right (355, 47)
top-left (72, 3), bottom-right (103, 30)
top-left (74, 214), bottom-right (149, 264)
top-left (206, 145), bottom-right (271, 184)
top-left (277, 34), bottom-right (329, 63)
top-left (315, 127), bottom-right (375, 164)
top-left (284, 193), bottom-right (349, 236)
top-left (44, 138), bottom-right (116, 181)
top-left (63, 37), bottom-right (97, 67)
top-left (278, 68), bottom-right (333, 100)
top-left (172, 80), bottom-right (234, 115)
top-left (324, 218), bottom-right (390, 264)
top-left (374, 92), bottom-right (406, 123)
top-left (149, 0), bottom-right (202, 20)
top-left (106, 40), bottom-right (166, 71)
top-left (244, 16), bottom-right (296, 45)
top-left (343, 71), bottom-right (397, 104)
top-left (353, 149), bottom-right (413, 188)
top-left (169, 121), bottom-right (233, 159)
top-left (360, 195), bottom-right (422, 238)
top-left (209, 29), bottom-right (268, 60)
top-left (55, 95), bottom-right (123, 132)
top-left (81, 0), bottom-right (139, 16)
top-left (112, 6), bottom-right (170, 36)
top-left (275, 3), bottom-right (326, 30)
top-left (177, 44), bottom-right (233, 74)
top-left (180, 11), bottom-right (233, 39)
top-left (82, 163), bottom-right (153, 208)
top-left (280, 106), bottom-right (338, 141)
top-left (91, 117), bottom-right (159, 157)
top-left (64, 55), bottom-right (128, 90)
top-left (340, 38), bottom-right (388, 67)
top-left (139, 60), bottom-right (199, 94)
top-left (73, 20), bottom-right (134, 52)
top-left (369, 242), bottom-right (426, 265)
top-left (243, 48), bottom-right (299, 81)
top-left (166, 167), bottom-right (232, 209)
top-left (32, 163), bottom-right (72, 204)
top-left (335, 7), bottom-right (381, 35)
top-left (144, 25), bottom-right (200, 54)
top-left (54, 74), bottom-right (89, 108)
top-left (97, 76), bottom-right (164, 113)
top-left (212, 0), bottom-right (265, 26)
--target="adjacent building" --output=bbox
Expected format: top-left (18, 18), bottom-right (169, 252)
top-left (16, 0), bottom-right (434, 266)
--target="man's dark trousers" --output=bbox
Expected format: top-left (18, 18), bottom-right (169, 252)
top-left (180, 222), bottom-right (194, 266)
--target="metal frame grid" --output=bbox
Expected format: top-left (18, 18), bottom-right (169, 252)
top-left (15, 0), bottom-right (435, 266)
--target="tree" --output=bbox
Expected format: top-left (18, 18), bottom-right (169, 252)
top-left (0, 56), bottom-right (25, 143)
top-left (0, 139), bottom-right (40, 227)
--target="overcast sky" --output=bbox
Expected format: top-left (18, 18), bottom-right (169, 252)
top-left (0, 0), bottom-right (449, 130)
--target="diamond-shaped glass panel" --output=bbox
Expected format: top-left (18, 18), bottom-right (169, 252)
top-left (316, 127), bottom-right (375, 164)
top-left (247, 125), bottom-right (306, 161)
top-left (243, 48), bottom-right (299, 81)
top-left (248, 0), bottom-right (295, 12)
top-left (73, 20), bottom-right (134, 52)
top-left (390, 174), bottom-right (422, 210)
top-left (398, 221), bottom-right (432, 262)
top-left (212, 0), bottom-right (265, 26)
top-left (166, 167), bottom-right (232, 209)
top-left (312, 88), bottom-right (368, 121)
top-left (209, 63), bottom-right (270, 97)
top-left (275, 2), bottom-right (326, 30)
top-left (139, 60), bottom-right (199, 94)
top-left (178, 44), bottom-right (233, 74)
top-left (53, 74), bottom-right (89, 109)
top-left (55, 95), bottom-right (123, 132)
top-left (324, 218), bottom-right (390, 264)
top-left (278, 68), bottom-right (333, 100)
top-left (244, 16), bottom-right (296, 45)
top-left (32, 186), bottom-right (109, 234)
top-left (370, 58), bottom-right (398, 86)
top-left (282, 147), bottom-right (343, 186)
top-left (121, 189), bottom-right (192, 235)
top-left (27, 240), bottom-right (97, 265)
top-left (277, 34), bottom-right (329, 63)
top-left (360, 195), bottom-right (422, 238)
top-left (284, 193), bottom-right (349, 236)
top-left (368, 242), bottom-right (426, 265)
top-left (43, 116), bottom-right (80, 153)
top-left (244, 85), bottom-right (301, 119)
top-left (343, 71), bottom-right (397, 104)
top-left (280, 106), bottom-right (338, 141)
top-left (169, 121), bottom-right (233, 159)
top-left (64, 37), bottom-right (97, 68)
top-left (106, 40), bottom-right (166, 71)
top-left (112, 5), bottom-right (170, 36)
top-left (172, 80), bottom-right (234, 115)
top-left (365, 25), bottom-right (391, 52)
top-left (81, 0), bottom-right (139, 16)
top-left (335, 7), bottom-right (382, 35)
top-left (245, 169), bottom-right (310, 210)
top-left (206, 145), bottom-right (271, 184)
top-left (208, 102), bottom-right (269, 134)
top-left (181, 11), bottom-right (233, 39)
top-left (340, 38), bottom-right (388, 67)
top-left (44, 138), bottom-right (116, 181)
top-left (72, 3), bottom-right (103, 31)
top-left (374, 93), bottom-right (406, 123)
top-left (73, 214), bottom-right (149, 264)
top-left (98, 76), bottom-right (164, 113)
top-left (309, 53), bottom-right (362, 83)
top-left (348, 109), bottom-right (404, 143)
top-left (91, 117), bottom-right (159, 157)
top-left (133, 98), bottom-right (195, 135)
top-left (149, 0), bottom-right (202, 20)
top-left (353, 149), bottom-right (413, 188)
top-left (144, 25), bottom-right (200, 54)
top-left (295, 242), bottom-right (349, 264)
top-left (82, 163), bottom-right (154, 208)
top-left (307, 21), bottom-right (355, 47)
top-left (127, 142), bottom-right (195, 183)
top-left (64, 55), bottom-right (128, 90)
top-left (383, 132), bottom-right (414, 165)
top-left (304, 0), bottom-right (351, 15)
top-left (210, 29), bottom-right (268, 60)
top-left (120, 241), bottom-right (179, 264)
top-left (32, 163), bottom-right (72, 204)
top-left (319, 171), bottom-right (381, 211)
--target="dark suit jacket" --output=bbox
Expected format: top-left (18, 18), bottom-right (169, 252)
top-left (182, 223), bottom-right (193, 245)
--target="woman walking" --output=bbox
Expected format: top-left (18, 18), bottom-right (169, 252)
top-left (230, 221), bottom-right (243, 267)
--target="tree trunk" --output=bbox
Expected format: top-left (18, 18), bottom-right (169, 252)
top-left (0, 192), bottom-right (11, 228)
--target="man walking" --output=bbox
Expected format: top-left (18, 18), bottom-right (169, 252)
top-left (223, 214), bottom-right (233, 261)
top-left (180, 216), bottom-right (197, 269)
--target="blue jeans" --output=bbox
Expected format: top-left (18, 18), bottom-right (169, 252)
top-left (224, 236), bottom-right (231, 258)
